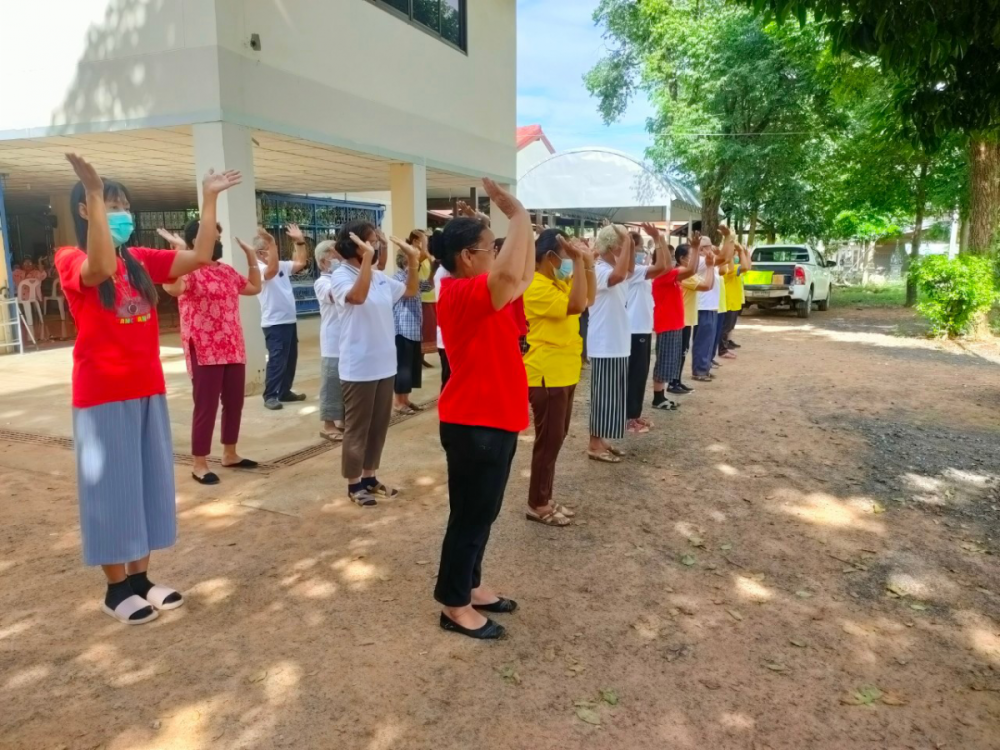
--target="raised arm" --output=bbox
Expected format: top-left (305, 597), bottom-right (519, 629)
top-left (285, 224), bottom-right (309, 274)
top-left (170, 169), bottom-right (242, 278)
top-left (344, 234), bottom-right (375, 305)
top-left (738, 243), bottom-right (752, 273)
top-left (641, 222), bottom-right (672, 280)
top-left (389, 236), bottom-right (421, 297)
top-left (65, 154), bottom-right (116, 287)
top-left (483, 179), bottom-right (531, 311)
top-left (608, 227), bottom-right (632, 287)
top-left (157, 229), bottom-right (188, 296)
top-left (260, 228), bottom-right (280, 281)
top-left (236, 234), bottom-right (264, 295)
top-left (561, 237), bottom-right (594, 315)
top-left (677, 241), bottom-right (699, 281)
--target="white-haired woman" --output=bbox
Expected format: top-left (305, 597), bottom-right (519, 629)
top-left (313, 239), bottom-right (345, 442)
top-left (586, 224), bottom-right (635, 463)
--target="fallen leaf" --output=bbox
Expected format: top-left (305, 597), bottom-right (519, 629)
top-left (720, 543), bottom-right (733, 551)
top-left (248, 670), bottom-right (268, 684)
top-left (909, 602), bottom-right (928, 611)
top-left (894, 657), bottom-right (909, 666)
top-left (416, 560), bottom-right (431, 566)
top-left (151, 720), bottom-right (161, 730)
top-left (796, 590), bottom-right (813, 599)
top-left (790, 639), bottom-right (807, 648)
top-left (379, 596), bottom-right (396, 603)
top-left (886, 583), bottom-right (908, 598)
top-left (727, 609), bottom-right (744, 622)
top-left (543, 646), bottom-right (557, 662)
top-left (573, 700), bottom-right (598, 708)
top-left (881, 691), bottom-right (908, 706)
top-left (871, 502), bottom-right (885, 514)
top-left (700, 679), bottom-right (722, 690)
top-left (497, 665), bottom-right (521, 686)
top-left (764, 662), bottom-right (788, 673)
top-left (841, 685), bottom-right (882, 706)
top-left (600, 688), bottom-right (619, 706)
top-left (688, 536), bottom-right (705, 548)
top-left (680, 554), bottom-right (697, 567)
top-left (357, 640), bottom-right (376, 647)
top-left (575, 707), bottom-right (602, 726)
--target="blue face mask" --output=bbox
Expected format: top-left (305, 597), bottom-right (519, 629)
top-left (635, 252), bottom-right (649, 266)
top-left (107, 211), bottom-right (135, 246)
top-left (554, 258), bottom-right (574, 281)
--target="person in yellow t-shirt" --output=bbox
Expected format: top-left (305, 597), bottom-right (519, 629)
top-left (719, 243), bottom-right (752, 358)
top-left (523, 230), bottom-right (596, 527)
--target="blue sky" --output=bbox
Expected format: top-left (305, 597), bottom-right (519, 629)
top-left (516, 0), bottom-right (655, 156)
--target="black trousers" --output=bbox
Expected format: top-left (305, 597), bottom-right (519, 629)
top-left (438, 348), bottom-right (451, 392)
top-left (679, 326), bottom-right (693, 383)
top-left (394, 335), bottom-right (423, 395)
top-left (262, 323), bottom-right (298, 402)
top-left (435, 422), bottom-right (518, 607)
top-left (626, 333), bottom-right (652, 420)
top-left (579, 309), bottom-right (590, 361)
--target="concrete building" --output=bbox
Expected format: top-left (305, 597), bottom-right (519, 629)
top-left (0, 0), bottom-right (517, 389)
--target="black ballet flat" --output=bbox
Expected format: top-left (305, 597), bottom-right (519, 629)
top-left (439, 613), bottom-right (506, 640)
top-left (222, 459), bottom-right (258, 469)
top-left (192, 471), bottom-right (220, 485)
top-left (473, 597), bottom-right (518, 614)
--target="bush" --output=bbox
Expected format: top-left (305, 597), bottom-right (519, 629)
top-left (908, 255), bottom-right (997, 337)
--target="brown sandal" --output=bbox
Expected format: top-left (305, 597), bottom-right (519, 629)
top-left (554, 504), bottom-right (576, 518)
top-left (319, 430), bottom-right (344, 443)
top-left (526, 508), bottom-right (572, 526)
top-left (587, 450), bottom-right (622, 464)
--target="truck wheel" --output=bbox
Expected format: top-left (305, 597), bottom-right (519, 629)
top-left (796, 289), bottom-right (813, 319)
top-left (817, 286), bottom-right (831, 312)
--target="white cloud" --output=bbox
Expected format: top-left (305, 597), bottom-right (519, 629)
top-left (516, 0), bottom-right (655, 155)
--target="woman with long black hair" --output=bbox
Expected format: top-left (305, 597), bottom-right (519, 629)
top-left (431, 178), bottom-right (534, 640)
top-left (55, 154), bottom-right (240, 624)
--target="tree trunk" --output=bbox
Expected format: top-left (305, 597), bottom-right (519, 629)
top-left (861, 241), bottom-right (875, 285)
top-left (766, 230), bottom-right (776, 244)
top-left (748, 206), bottom-right (759, 248)
top-left (967, 132), bottom-right (1000, 255)
top-left (906, 161), bottom-right (929, 307)
top-left (701, 190), bottom-right (722, 244)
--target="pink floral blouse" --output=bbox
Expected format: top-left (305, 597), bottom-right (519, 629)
top-left (177, 263), bottom-right (248, 375)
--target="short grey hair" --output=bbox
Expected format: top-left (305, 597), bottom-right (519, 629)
top-left (595, 224), bottom-right (625, 256)
top-left (315, 240), bottom-right (337, 269)
top-left (252, 235), bottom-right (268, 254)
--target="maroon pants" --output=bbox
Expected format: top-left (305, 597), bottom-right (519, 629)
top-left (190, 345), bottom-right (246, 457)
top-left (528, 384), bottom-right (576, 509)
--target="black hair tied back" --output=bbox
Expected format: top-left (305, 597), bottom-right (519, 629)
top-left (534, 228), bottom-right (566, 264)
top-left (69, 178), bottom-right (158, 312)
top-left (428, 217), bottom-right (487, 274)
top-left (335, 220), bottom-right (376, 260)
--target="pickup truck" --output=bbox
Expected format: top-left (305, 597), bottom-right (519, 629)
top-left (742, 245), bottom-right (835, 318)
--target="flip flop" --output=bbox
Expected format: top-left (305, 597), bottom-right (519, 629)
top-left (101, 594), bottom-right (158, 625)
top-left (144, 584), bottom-right (184, 611)
top-left (319, 431), bottom-right (344, 443)
top-left (587, 450), bottom-right (622, 464)
top-left (222, 458), bottom-right (258, 469)
top-left (607, 445), bottom-right (626, 458)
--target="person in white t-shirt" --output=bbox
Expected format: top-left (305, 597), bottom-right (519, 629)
top-left (255, 223), bottom-right (309, 410)
top-left (313, 240), bottom-right (345, 443)
top-left (433, 261), bottom-right (452, 389)
top-left (692, 237), bottom-right (722, 381)
top-left (625, 228), bottom-right (670, 434)
top-left (586, 224), bottom-right (635, 463)
top-left (331, 221), bottom-right (421, 507)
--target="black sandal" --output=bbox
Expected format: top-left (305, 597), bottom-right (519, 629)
top-left (439, 613), bottom-right (506, 640)
top-left (192, 471), bottom-right (220, 485)
top-left (473, 597), bottom-right (519, 614)
top-left (222, 458), bottom-right (258, 469)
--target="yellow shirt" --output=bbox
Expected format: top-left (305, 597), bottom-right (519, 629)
top-left (419, 259), bottom-right (435, 303)
top-left (523, 271), bottom-right (583, 387)
top-left (725, 264), bottom-right (743, 311)
top-left (718, 267), bottom-right (729, 314)
top-left (680, 275), bottom-right (700, 327)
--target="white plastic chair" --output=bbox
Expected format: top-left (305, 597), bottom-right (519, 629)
top-left (17, 279), bottom-right (43, 327)
top-left (44, 278), bottom-right (66, 320)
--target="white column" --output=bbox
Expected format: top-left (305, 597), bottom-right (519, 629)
top-left (388, 163), bottom-right (428, 271)
top-left (489, 183), bottom-right (513, 239)
top-left (193, 121), bottom-right (265, 396)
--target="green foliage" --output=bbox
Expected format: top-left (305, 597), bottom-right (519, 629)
top-left (909, 255), bottom-right (997, 337)
top-left (832, 282), bottom-right (906, 309)
top-left (832, 210), bottom-right (900, 244)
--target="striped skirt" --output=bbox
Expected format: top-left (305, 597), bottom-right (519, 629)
top-left (654, 329), bottom-right (684, 383)
top-left (72, 394), bottom-right (177, 566)
top-left (589, 356), bottom-right (628, 439)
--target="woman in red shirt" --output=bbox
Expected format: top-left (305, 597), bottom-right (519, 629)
top-left (162, 220), bottom-right (264, 485)
top-left (432, 179), bottom-right (534, 640)
top-left (56, 154), bottom-right (240, 625)
top-left (651, 241), bottom-right (699, 408)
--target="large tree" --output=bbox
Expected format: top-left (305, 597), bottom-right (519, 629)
top-left (586, 0), bottom-right (832, 240)
top-left (738, 0), bottom-right (1000, 254)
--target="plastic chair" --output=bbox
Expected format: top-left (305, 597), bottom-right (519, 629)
top-left (17, 279), bottom-right (43, 327)
top-left (44, 278), bottom-right (66, 320)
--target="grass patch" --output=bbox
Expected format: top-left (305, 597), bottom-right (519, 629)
top-left (832, 282), bottom-right (907, 309)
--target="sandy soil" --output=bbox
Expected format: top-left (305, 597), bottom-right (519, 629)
top-left (1, 306), bottom-right (999, 750)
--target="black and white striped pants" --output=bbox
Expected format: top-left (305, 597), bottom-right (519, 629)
top-left (589, 356), bottom-right (628, 439)
top-left (654, 329), bottom-right (684, 384)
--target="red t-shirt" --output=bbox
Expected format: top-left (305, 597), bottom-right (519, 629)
top-left (55, 246), bottom-right (177, 408)
top-left (652, 268), bottom-right (684, 333)
top-left (437, 274), bottom-right (529, 433)
top-left (512, 296), bottom-right (529, 336)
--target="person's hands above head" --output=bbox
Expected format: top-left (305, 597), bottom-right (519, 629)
top-left (235, 237), bottom-right (257, 258)
top-left (557, 235), bottom-right (583, 260)
top-left (202, 168), bottom-right (242, 196)
top-left (156, 228), bottom-right (186, 252)
top-left (390, 235), bottom-right (419, 261)
top-left (285, 223), bottom-right (306, 244)
top-left (258, 227), bottom-right (277, 249)
top-left (456, 200), bottom-right (477, 219)
top-left (640, 222), bottom-right (661, 241)
top-left (481, 178), bottom-right (524, 219)
top-left (350, 232), bottom-right (375, 261)
top-left (600, 218), bottom-right (611, 227)
top-left (719, 225), bottom-right (731, 239)
top-left (66, 153), bottom-right (103, 194)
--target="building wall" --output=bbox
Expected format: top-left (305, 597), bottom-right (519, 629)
top-left (517, 139), bottom-right (555, 180)
top-left (0, 0), bottom-right (516, 181)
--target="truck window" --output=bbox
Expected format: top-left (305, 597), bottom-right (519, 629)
top-left (752, 247), bottom-right (811, 263)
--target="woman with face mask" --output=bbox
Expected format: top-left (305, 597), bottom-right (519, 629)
top-left (522, 229), bottom-right (596, 527)
top-left (55, 154), bottom-right (240, 625)
top-left (331, 221), bottom-right (420, 507)
top-left (431, 179), bottom-right (534, 640)
top-left (313, 239), bottom-right (346, 442)
top-left (161, 221), bottom-right (264, 484)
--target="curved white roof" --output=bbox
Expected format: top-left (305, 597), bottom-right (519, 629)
top-left (516, 147), bottom-right (701, 221)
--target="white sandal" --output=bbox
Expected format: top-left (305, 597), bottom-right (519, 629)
top-left (102, 594), bottom-right (159, 625)
top-left (144, 584), bottom-right (184, 611)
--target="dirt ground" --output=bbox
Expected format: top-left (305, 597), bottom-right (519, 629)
top-left (2, 306), bottom-right (999, 750)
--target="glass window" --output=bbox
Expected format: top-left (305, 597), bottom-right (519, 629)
top-left (752, 247), bottom-right (811, 263)
top-left (369, 0), bottom-right (466, 51)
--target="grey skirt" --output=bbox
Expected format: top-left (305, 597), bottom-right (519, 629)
top-left (72, 394), bottom-right (177, 566)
